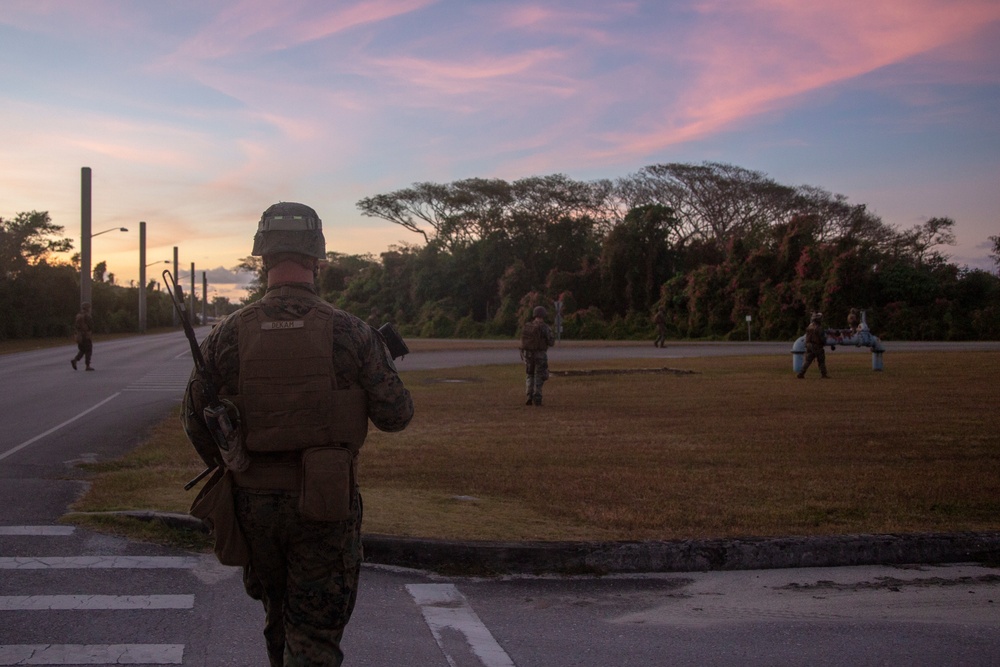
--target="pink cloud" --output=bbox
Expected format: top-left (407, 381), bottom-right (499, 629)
top-left (162, 0), bottom-right (435, 63)
top-left (363, 48), bottom-right (574, 98)
top-left (599, 0), bottom-right (1000, 158)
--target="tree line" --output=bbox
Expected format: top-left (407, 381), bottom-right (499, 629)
top-left (5, 162), bottom-right (1000, 342)
top-left (0, 211), bottom-right (236, 340)
top-left (318, 162), bottom-right (998, 341)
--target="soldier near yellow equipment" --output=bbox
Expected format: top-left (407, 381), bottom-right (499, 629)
top-left (797, 312), bottom-right (830, 379)
top-left (520, 305), bottom-right (556, 406)
top-left (182, 202), bottom-right (413, 667)
top-left (70, 302), bottom-right (95, 371)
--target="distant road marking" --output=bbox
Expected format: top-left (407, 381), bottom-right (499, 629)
top-left (124, 368), bottom-right (191, 393)
top-left (0, 394), bottom-right (120, 462)
top-left (0, 644), bottom-right (183, 665)
top-left (0, 556), bottom-right (198, 570)
top-left (0, 595), bottom-right (194, 610)
top-left (0, 526), bottom-right (74, 536)
top-left (407, 583), bottom-right (516, 667)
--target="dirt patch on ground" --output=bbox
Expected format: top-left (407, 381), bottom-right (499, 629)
top-left (550, 367), bottom-right (697, 377)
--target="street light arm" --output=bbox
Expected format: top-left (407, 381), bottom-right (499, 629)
top-left (91, 226), bottom-right (129, 238)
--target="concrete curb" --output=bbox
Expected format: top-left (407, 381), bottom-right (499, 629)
top-left (363, 532), bottom-right (1000, 575)
top-left (78, 512), bottom-right (1000, 575)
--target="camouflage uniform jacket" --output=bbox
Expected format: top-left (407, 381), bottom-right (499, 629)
top-left (182, 282), bottom-right (413, 468)
top-left (804, 321), bottom-right (826, 353)
top-left (74, 311), bottom-right (94, 343)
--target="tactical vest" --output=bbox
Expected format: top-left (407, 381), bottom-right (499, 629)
top-left (520, 320), bottom-right (548, 351)
top-left (236, 293), bottom-right (368, 454)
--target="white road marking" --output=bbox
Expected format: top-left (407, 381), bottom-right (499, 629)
top-left (0, 644), bottom-right (183, 665)
top-left (407, 583), bottom-right (516, 667)
top-left (0, 394), bottom-right (120, 462)
top-left (123, 369), bottom-right (191, 392)
top-left (0, 595), bottom-right (194, 610)
top-left (0, 527), bottom-right (74, 536)
top-left (0, 556), bottom-right (199, 570)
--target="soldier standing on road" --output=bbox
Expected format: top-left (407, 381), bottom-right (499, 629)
top-left (520, 305), bottom-right (555, 406)
top-left (797, 312), bottom-right (830, 379)
top-left (70, 302), bottom-right (95, 371)
top-left (182, 202), bottom-right (414, 667)
top-left (653, 306), bottom-right (668, 348)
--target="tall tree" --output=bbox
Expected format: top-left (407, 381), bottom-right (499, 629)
top-left (0, 211), bottom-right (73, 279)
top-left (599, 204), bottom-right (677, 316)
top-left (356, 174), bottom-right (610, 250)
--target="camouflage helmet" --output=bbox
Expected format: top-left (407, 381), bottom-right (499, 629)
top-left (533, 306), bottom-right (547, 319)
top-left (251, 202), bottom-right (325, 259)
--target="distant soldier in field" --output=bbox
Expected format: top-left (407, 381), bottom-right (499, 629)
top-left (70, 302), bottom-right (95, 371)
top-left (520, 305), bottom-right (555, 406)
top-left (797, 312), bottom-right (830, 379)
top-left (847, 307), bottom-right (860, 335)
top-left (653, 306), bottom-right (668, 348)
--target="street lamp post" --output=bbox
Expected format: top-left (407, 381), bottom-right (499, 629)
top-left (139, 256), bottom-right (168, 333)
top-left (172, 247), bottom-right (179, 327)
top-left (202, 271), bottom-right (208, 327)
top-left (79, 176), bottom-right (128, 308)
top-left (139, 222), bottom-right (146, 333)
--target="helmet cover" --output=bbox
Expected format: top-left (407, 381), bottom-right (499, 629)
top-left (251, 202), bottom-right (326, 258)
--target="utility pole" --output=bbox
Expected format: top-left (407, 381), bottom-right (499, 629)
top-left (172, 247), bottom-right (179, 326)
top-left (139, 222), bottom-right (147, 332)
top-left (189, 262), bottom-right (196, 324)
top-left (202, 271), bottom-right (207, 326)
top-left (80, 167), bottom-right (92, 306)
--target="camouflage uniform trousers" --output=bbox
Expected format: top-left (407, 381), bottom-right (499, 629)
top-left (235, 488), bottom-right (363, 667)
top-left (800, 345), bottom-right (828, 377)
top-left (524, 350), bottom-right (550, 404)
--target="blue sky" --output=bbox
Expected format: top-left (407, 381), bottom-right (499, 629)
top-left (2, 0), bottom-right (998, 298)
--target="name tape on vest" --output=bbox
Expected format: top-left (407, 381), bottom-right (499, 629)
top-left (260, 320), bottom-right (305, 330)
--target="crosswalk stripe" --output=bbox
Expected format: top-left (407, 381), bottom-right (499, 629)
top-left (0, 556), bottom-right (199, 569)
top-left (0, 526), bottom-right (74, 536)
top-left (0, 595), bottom-right (194, 610)
top-left (0, 644), bottom-right (183, 665)
top-left (408, 583), bottom-right (516, 667)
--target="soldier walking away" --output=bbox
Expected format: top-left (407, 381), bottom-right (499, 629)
top-left (182, 202), bottom-right (414, 667)
top-left (797, 312), bottom-right (830, 379)
top-left (520, 305), bottom-right (555, 405)
top-left (70, 302), bottom-right (95, 371)
top-left (653, 306), bottom-right (668, 348)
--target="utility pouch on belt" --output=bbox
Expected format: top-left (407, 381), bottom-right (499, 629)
top-left (190, 467), bottom-right (250, 567)
top-left (299, 447), bottom-right (355, 522)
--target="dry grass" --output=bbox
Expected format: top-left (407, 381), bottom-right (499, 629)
top-left (69, 351), bottom-right (1000, 544)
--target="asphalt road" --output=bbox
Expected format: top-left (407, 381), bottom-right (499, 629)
top-left (1, 334), bottom-right (998, 666)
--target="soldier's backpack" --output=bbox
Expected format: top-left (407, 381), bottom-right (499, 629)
top-left (520, 320), bottom-right (548, 351)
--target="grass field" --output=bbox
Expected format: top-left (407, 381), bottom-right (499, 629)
top-left (66, 349), bottom-right (1000, 547)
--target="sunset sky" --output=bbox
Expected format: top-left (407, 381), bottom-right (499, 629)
top-left (2, 0), bottom-right (998, 299)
